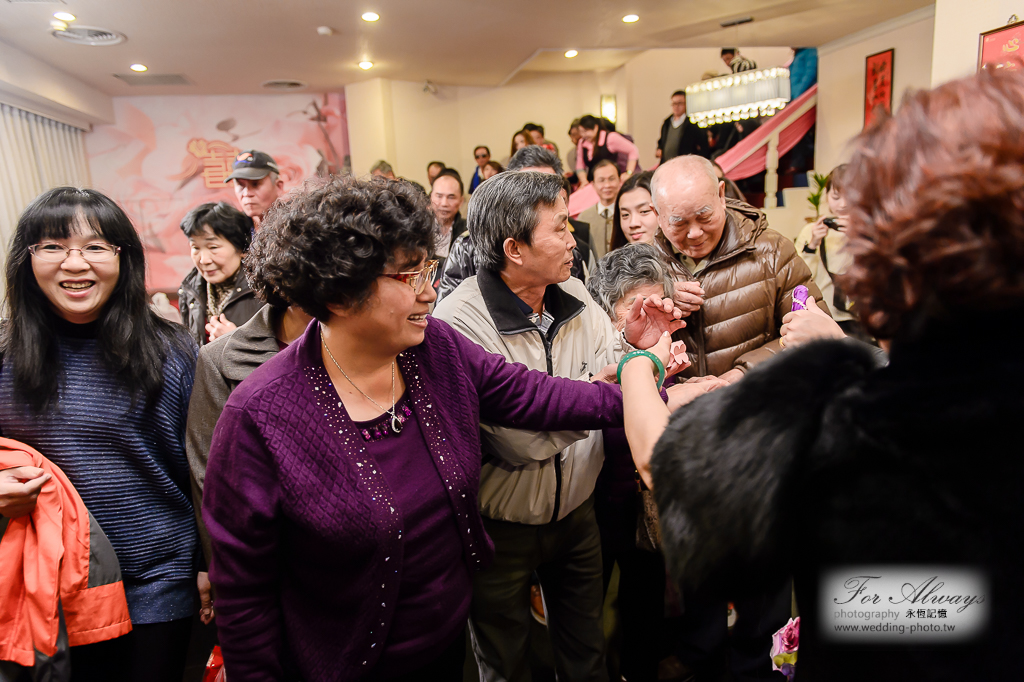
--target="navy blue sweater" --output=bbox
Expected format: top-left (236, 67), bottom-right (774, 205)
top-left (0, 319), bottom-right (200, 624)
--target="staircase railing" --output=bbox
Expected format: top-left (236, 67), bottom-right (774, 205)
top-left (715, 84), bottom-right (818, 208)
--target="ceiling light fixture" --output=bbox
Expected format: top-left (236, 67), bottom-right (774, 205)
top-left (53, 12), bottom-right (76, 22)
top-left (130, 64), bottom-right (148, 72)
top-left (622, 14), bottom-right (639, 23)
top-left (50, 20), bottom-right (68, 31)
top-left (564, 49), bottom-right (578, 59)
top-left (684, 68), bottom-right (791, 128)
top-left (359, 61), bottom-right (374, 70)
top-left (362, 12), bottom-right (380, 22)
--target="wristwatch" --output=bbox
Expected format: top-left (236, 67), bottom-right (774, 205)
top-left (802, 243), bottom-right (817, 254)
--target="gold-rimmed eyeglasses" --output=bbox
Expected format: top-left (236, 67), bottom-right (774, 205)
top-left (381, 260), bottom-right (438, 295)
top-left (28, 243), bottom-right (121, 263)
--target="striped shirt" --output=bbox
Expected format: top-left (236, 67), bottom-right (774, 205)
top-left (0, 321), bottom-right (200, 624)
top-left (730, 55), bottom-right (758, 73)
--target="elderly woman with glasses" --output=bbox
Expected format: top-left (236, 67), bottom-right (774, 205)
top-left (586, 244), bottom-right (725, 680)
top-left (202, 175), bottom-right (641, 682)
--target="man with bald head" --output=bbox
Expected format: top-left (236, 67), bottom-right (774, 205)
top-left (650, 155), bottom-right (828, 679)
top-left (652, 155), bottom-right (829, 384)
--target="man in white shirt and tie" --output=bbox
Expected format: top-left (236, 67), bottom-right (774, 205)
top-left (575, 159), bottom-right (622, 258)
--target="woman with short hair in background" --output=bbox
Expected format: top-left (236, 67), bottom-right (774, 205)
top-left (178, 201), bottom-right (261, 346)
top-left (0, 187), bottom-right (200, 681)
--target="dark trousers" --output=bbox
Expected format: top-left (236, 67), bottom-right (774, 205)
top-left (470, 496), bottom-right (607, 682)
top-left (675, 580), bottom-right (792, 682)
top-left (602, 547), bottom-right (667, 682)
top-left (69, 617), bottom-right (192, 682)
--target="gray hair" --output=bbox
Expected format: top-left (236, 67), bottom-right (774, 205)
top-left (507, 145), bottom-right (564, 176)
top-left (370, 159), bottom-right (394, 175)
top-left (650, 155), bottom-right (719, 212)
top-left (468, 171), bottom-right (563, 271)
top-left (586, 243), bottom-right (674, 319)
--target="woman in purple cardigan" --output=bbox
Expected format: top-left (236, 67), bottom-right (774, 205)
top-left (202, 175), bottom-right (641, 682)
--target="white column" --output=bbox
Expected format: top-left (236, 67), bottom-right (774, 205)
top-left (764, 133), bottom-right (780, 209)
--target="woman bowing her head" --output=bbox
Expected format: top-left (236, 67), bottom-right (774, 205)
top-left (203, 175), bottom-right (628, 681)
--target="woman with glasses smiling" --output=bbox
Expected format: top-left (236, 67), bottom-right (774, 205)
top-left (202, 175), bottom-right (628, 681)
top-left (0, 187), bottom-right (200, 681)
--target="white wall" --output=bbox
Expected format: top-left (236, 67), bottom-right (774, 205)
top-left (345, 78), bottom-right (397, 181)
top-left (0, 38), bottom-right (113, 129)
top-left (932, 0), bottom-right (1023, 85)
top-left (624, 47), bottom-right (795, 170)
top-left (345, 47), bottom-right (794, 190)
top-left (815, 7), bottom-right (935, 173)
top-left (453, 71), bottom-right (615, 183)
top-left (345, 70), bottom-right (615, 189)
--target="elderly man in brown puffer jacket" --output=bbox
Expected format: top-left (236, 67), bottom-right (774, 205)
top-left (652, 155), bottom-right (831, 384)
top-left (649, 154), bottom-right (831, 680)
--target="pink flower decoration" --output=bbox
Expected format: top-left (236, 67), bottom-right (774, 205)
top-left (770, 617), bottom-right (800, 668)
top-left (667, 341), bottom-right (690, 373)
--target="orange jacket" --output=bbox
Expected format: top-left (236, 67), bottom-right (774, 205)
top-left (0, 437), bottom-right (132, 668)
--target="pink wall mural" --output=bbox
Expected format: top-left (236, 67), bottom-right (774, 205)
top-left (85, 93), bottom-right (350, 292)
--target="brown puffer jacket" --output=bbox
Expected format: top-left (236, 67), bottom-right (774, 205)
top-left (656, 199), bottom-right (831, 378)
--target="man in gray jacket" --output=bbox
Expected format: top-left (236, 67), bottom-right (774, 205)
top-left (434, 171), bottom-right (697, 681)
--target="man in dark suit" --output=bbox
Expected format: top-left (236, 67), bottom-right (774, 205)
top-left (656, 91), bottom-right (710, 162)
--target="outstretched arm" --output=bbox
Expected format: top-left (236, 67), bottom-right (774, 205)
top-left (622, 333), bottom-right (724, 488)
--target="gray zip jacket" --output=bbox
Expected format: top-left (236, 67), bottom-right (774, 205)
top-left (433, 269), bottom-right (627, 524)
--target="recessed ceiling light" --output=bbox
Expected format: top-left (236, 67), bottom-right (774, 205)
top-left (362, 12), bottom-right (380, 22)
top-left (622, 14), bottom-right (640, 23)
top-left (130, 64), bottom-right (148, 72)
top-left (564, 50), bottom-right (578, 59)
top-left (53, 12), bottom-right (76, 22)
top-left (50, 20), bottom-right (68, 31)
top-left (359, 61), bottom-right (374, 70)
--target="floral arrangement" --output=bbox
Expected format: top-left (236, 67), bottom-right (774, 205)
top-left (770, 617), bottom-right (799, 680)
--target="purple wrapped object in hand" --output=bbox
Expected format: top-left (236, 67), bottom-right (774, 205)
top-left (791, 285), bottom-right (810, 312)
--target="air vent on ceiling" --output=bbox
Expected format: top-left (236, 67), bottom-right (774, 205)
top-left (262, 79), bottom-right (308, 91)
top-left (6, 0), bottom-right (66, 4)
top-left (113, 73), bottom-right (192, 86)
top-left (51, 26), bottom-right (125, 46)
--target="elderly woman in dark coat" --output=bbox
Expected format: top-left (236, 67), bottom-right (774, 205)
top-left (178, 202), bottom-right (262, 346)
top-left (621, 69), bottom-right (1024, 680)
top-left (202, 176), bottom-right (664, 681)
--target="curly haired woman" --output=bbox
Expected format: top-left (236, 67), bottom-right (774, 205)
top-left (202, 175), bottom-right (630, 681)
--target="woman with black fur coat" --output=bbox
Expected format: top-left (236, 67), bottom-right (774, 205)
top-left (620, 69), bottom-right (1024, 681)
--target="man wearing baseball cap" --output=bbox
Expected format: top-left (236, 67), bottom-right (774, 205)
top-left (225, 149), bottom-right (285, 228)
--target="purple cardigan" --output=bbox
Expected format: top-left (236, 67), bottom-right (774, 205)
top-left (203, 317), bottom-right (624, 681)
